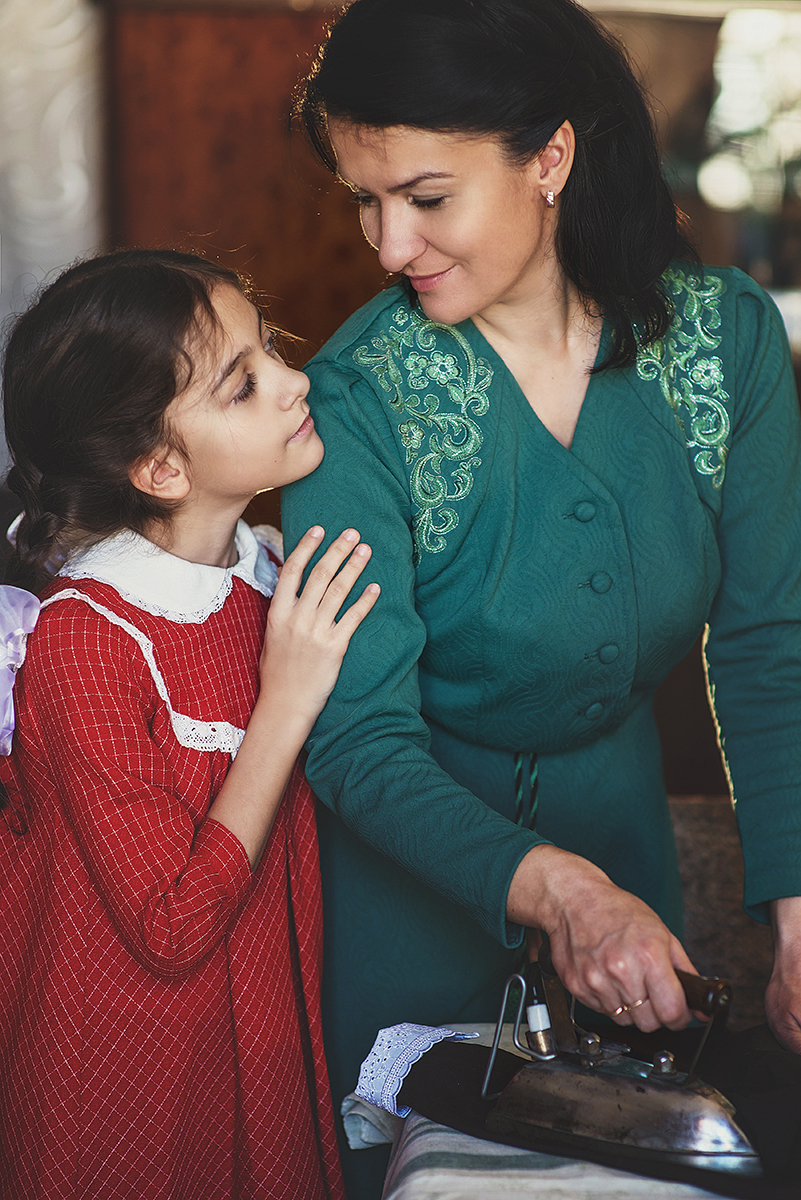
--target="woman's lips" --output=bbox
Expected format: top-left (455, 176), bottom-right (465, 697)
top-left (407, 267), bottom-right (453, 293)
top-left (289, 413), bottom-right (314, 442)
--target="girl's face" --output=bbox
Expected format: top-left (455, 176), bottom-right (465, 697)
top-left (168, 285), bottom-right (323, 508)
top-left (330, 121), bottom-right (555, 328)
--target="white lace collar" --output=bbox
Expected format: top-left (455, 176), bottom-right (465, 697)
top-left (61, 520), bottom-right (278, 624)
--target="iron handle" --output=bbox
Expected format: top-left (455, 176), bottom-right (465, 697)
top-left (675, 969), bottom-right (732, 1019)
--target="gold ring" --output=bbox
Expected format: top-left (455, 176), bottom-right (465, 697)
top-left (612, 997), bottom-right (648, 1016)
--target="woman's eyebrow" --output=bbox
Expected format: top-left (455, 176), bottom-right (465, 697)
top-left (387, 172), bottom-right (453, 193)
top-left (339, 171), bottom-right (454, 193)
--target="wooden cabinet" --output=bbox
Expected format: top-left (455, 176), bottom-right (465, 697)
top-left (106, 0), bottom-right (386, 525)
top-left (107, 1), bottom-right (385, 354)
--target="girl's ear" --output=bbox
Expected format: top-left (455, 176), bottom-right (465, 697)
top-left (129, 450), bottom-right (191, 501)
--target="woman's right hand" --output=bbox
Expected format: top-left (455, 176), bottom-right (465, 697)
top-left (509, 844), bottom-right (696, 1032)
top-left (259, 526), bottom-right (380, 726)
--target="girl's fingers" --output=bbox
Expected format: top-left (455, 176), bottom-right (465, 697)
top-left (330, 582), bottom-right (381, 639)
top-left (269, 527), bottom-right (379, 636)
top-left (271, 526), bottom-right (325, 611)
top-left (314, 542), bottom-right (376, 620)
top-left (292, 528), bottom-right (364, 609)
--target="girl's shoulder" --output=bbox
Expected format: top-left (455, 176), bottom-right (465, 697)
top-left (7, 580), bottom-right (155, 750)
top-left (20, 519), bottom-right (277, 687)
top-left (30, 576), bottom-right (153, 676)
top-left (54, 520), bottom-right (277, 624)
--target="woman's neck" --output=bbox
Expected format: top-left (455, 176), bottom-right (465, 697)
top-left (471, 272), bottom-right (603, 450)
top-left (472, 262), bottom-right (590, 356)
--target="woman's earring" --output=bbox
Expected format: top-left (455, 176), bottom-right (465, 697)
top-left (545, 190), bottom-right (555, 208)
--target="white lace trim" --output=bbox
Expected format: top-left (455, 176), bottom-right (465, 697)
top-left (42, 589), bottom-right (246, 757)
top-left (74, 570), bottom-right (237, 626)
top-left (355, 1024), bottom-right (479, 1118)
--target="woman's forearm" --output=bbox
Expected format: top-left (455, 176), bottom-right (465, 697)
top-left (766, 896), bottom-right (801, 1053)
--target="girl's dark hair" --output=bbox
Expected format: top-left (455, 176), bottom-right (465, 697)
top-left (296, 0), bottom-right (698, 368)
top-left (2, 248), bottom-right (245, 595)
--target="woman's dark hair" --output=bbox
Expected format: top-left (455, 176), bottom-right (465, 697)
top-left (2, 248), bottom-right (246, 595)
top-left (296, 0), bottom-right (698, 369)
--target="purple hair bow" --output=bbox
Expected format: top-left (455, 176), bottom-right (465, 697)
top-left (0, 586), bottom-right (40, 755)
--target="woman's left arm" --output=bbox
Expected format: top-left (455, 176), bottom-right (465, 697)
top-left (703, 279), bottom-right (801, 1052)
top-left (769, 897), bottom-right (801, 1052)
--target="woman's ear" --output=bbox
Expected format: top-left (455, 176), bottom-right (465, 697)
top-left (129, 449), bottom-right (191, 501)
top-left (529, 120), bottom-right (575, 204)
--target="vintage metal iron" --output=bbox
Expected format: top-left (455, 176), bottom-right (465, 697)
top-left (481, 951), bottom-right (763, 1178)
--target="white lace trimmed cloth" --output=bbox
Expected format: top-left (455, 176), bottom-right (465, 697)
top-left (354, 1023), bottom-right (479, 1119)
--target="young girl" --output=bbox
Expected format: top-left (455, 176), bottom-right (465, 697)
top-left (0, 248), bottom-right (379, 1200)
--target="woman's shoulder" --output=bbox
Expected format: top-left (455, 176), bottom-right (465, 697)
top-left (308, 283), bottom-right (411, 371)
top-left (653, 260), bottom-right (789, 381)
top-left (663, 260), bottom-right (779, 327)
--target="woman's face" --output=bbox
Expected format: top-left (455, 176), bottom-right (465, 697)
top-left (330, 121), bottom-right (555, 328)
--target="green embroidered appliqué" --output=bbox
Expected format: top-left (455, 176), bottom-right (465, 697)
top-left (354, 304), bottom-right (492, 560)
top-left (636, 268), bottom-right (730, 488)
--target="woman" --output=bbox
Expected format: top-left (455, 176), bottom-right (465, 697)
top-left (284, 1), bottom-right (801, 1193)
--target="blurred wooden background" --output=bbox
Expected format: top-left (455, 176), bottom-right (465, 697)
top-left (107, 5), bottom-right (385, 367)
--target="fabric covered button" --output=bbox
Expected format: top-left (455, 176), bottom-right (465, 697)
top-left (590, 571), bottom-right (612, 594)
top-left (574, 501), bottom-right (596, 523)
top-left (585, 702), bottom-right (604, 720)
top-left (598, 643), bottom-right (619, 664)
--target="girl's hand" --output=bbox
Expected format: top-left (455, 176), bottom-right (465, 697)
top-left (509, 844), bottom-right (696, 1033)
top-left (206, 528), bottom-right (377, 869)
top-left (259, 526), bottom-right (379, 725)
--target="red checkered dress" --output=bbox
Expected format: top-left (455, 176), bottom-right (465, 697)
top-left (0, 527), bottom-right (344, 1200)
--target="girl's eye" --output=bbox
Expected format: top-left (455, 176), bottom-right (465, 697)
top-left (352, 193), bottom-right (375, 208)
top-left (233, 371), bottom-right (257, 405)
top-left (263, 331), bottom-right (276, 355)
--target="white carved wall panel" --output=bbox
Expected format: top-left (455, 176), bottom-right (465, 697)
top-left (0, 0), bottom-right (103, 467)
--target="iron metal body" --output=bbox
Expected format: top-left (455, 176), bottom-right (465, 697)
top-left (481, 958), bottom-right (763, 1178)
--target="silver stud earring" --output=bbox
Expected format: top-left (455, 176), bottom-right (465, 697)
top-left (545, 190), bottom-right (555, 208)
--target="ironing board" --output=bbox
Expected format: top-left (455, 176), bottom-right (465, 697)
top-left (381, 1112), bottom-right (720, 1200)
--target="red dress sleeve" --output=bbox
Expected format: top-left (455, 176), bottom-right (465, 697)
top-left (11, 600), bottom-right (254, 978)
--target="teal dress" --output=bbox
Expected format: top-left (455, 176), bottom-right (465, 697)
top-left (281, 265), bottom-right (801, 1192)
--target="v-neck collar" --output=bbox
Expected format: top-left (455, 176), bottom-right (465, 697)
top-left (461, 312), bottom-right (610, 457)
